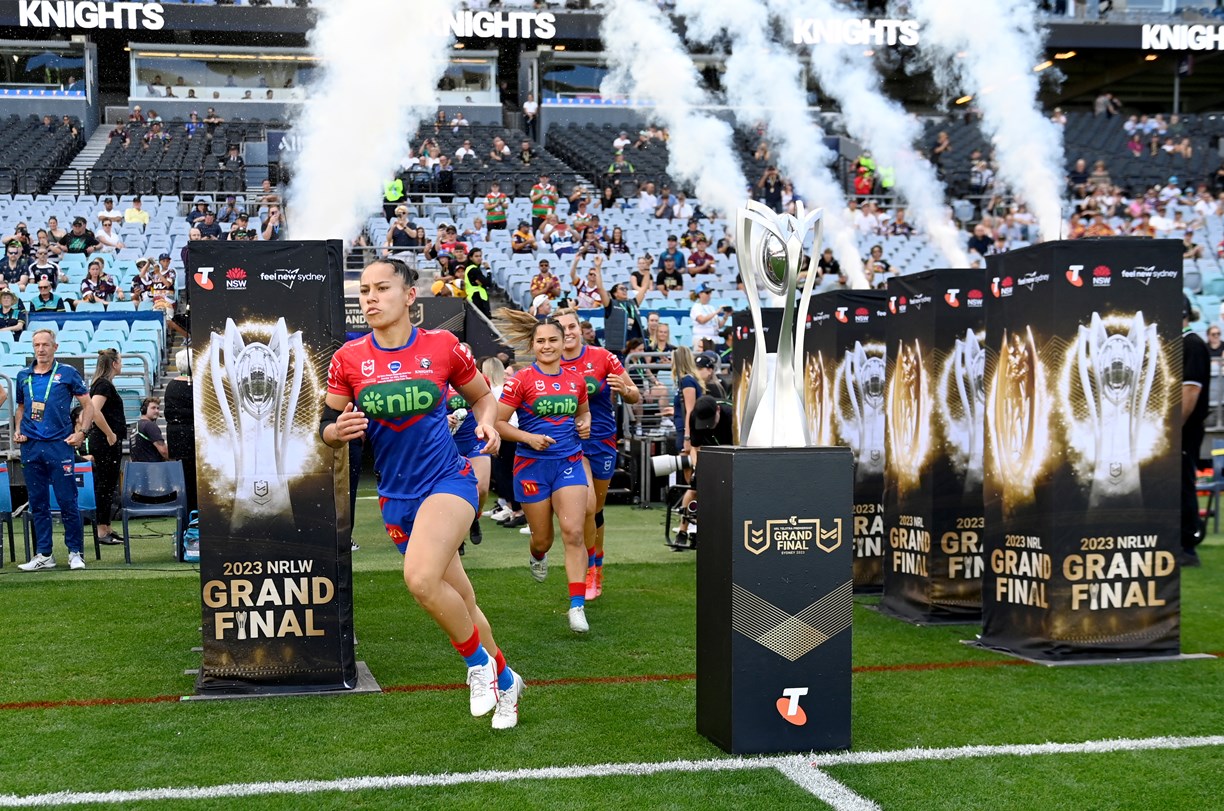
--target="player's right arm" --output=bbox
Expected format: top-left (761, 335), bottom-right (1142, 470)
top-left (321, 351), bottom-right (368, 448)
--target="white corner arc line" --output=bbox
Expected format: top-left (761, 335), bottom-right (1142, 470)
top-left (0, 734), bottom-right (1220, 807)
top-left (775, 757), bottom-right (882, 811)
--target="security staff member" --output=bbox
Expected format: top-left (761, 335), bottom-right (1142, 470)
top-left (383, 175), bottom-right (406, 221)
top-left (464, 247), bottom-right (491, 319)
top-left (15, 329), bottom-right (94, 571)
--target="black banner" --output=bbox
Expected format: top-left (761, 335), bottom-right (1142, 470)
top-left (881, 270), bottom-right (987, 623)
top-left (187, 240), bottom-right (357, 692)
top-left (697, 446), bottom-right (853, 754)
top-left (981, 239), bottom-right (1182, 660)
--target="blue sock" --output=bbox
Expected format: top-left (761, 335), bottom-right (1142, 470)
top-left (594, 554), bottom-right (604, 568)
top-left (587, 548), bottom-right (596, 567)
top-left (497, 665), bottom-right (516, 691)
top-left (570, 594), bottom-right (585, 609)
top-left (459, 643), bottom-right (489, 669)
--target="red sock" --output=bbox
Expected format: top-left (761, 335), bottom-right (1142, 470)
top-left (494, 648), bottom-right (507, 676)
top-left (531, 549), bottom-right (546, 561)
top-left (568, 582), bottom-right (584, 599)
top-left (451, 626), bottom-right (481, 658)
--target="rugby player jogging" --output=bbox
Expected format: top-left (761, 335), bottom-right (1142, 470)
top-left (494, 311), bottom-right (593, 633)
top-left (554, 309), bottom-right (640, 600)
top-left (445, 345), bottom-right (491, 553)
top-left (322, 259), bottom-right (523, 729)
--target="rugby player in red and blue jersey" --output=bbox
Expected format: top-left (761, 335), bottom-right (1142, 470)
top-left (495, 318), bottom-right (594, 633)
top-left (556, 309), bottom-right (640, 601)
top-left (322, 258), bottom-right (523, 729)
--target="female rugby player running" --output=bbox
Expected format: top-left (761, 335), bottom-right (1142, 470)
top-left (554, 309), bottom-right (640, 600)
top-left (322, 258), bottom-right (523, 729)
top-left (494, 313), bottom-right (593, 633)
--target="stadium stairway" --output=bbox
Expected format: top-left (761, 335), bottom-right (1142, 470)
top-left (52, 129), bottom-right (112, 196)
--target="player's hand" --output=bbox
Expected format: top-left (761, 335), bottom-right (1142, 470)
top-left (606, 375), bottom-right (627, 395)
top-left (13, 431), bottom-right (26, 444)
top-left (576, 415), bottom-right (591, 440)
top-left (475, 422), bottom-right (501, 457)
top-left (447, 412), bottom-right (462, 431)
top-left (65, 430), bottom-right (84, 448)
top-left (334, 402), bottom-right (368, 442)
top-left (526, 433), bottom-right (556, 452)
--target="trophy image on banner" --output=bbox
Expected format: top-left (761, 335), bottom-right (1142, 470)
top-left (940, 328), bottom-right (986, 488)
top-left (987, 326), bottom-right (1049, 508)
top-left (838, 341), bottom-right (887, 481)
top-left (885, 339), bottom-right (930, 494)
top-left (735, 199), bottom-right (823, 446)
top-left (805, 352), bottom-right (833, 446)
top-left (208, 317), bottom-right (305, 532)
top-left (1070, 311), bottom-right (1161, 508)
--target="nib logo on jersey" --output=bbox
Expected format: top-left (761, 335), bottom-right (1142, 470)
top-left (532, 394), bottom-right (579, 418)
top-left (359, 379), bottom-right (442, 423)
top-left (225, 267), bottom-right (247, 290)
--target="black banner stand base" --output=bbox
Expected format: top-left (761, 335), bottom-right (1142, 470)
top-left (182, 661), bottom-right (382, 701)
top-left (868, 601), bottom-right (982, 627)
top-left (959, 639), bottom-right (1216, 668)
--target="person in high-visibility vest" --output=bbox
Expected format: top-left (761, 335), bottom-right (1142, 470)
top-left (464, 247), bottom-right (492, 318)
top-left (383, 176), bottom-right (405, 221)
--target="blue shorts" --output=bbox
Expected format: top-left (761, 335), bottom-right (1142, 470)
top-left (379, 459), bottom-right (479, 554)
top-left (584, 439), bottom-right (618, 482)
top-left (513, 452), bottom-right (588, 504)
top-left (454, 430), bottom-right (483, 459)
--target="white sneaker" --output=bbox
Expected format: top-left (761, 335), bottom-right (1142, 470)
top-left (492, 671), bottom-right (524, 730)
top-left (68, 551), bottom-right (85, 571)
top-left (487, 507), bottom-right (511, 521)
top-left (519, 525), bottom-right (532, 535)
top-left (465, 658), bottom-right (498, 717)
top-left (529, 554), bottom-right (548, 582)
top-left (568, 605), bottom-right (590, 633)
top-left (18, 553), bottom-right (55, 571)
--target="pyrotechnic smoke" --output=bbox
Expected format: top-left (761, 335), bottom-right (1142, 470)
top-left (287, 0), bottom-right (459, 242)
top-left (599, 0), bottom-right (748, 220)
top-left (775, 0), bottom-right (969, 268)
top-left (910, 0), bottom-right (1065, 242)
top-left (676, 0), bottom-right (867, 287)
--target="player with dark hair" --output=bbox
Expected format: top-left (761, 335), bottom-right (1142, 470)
top-left (322, 258), bottom-right (524, 729)
top-left (554, 308), bottom-right (640, 600)
top-left (493, 311), bottom-right (593, 633)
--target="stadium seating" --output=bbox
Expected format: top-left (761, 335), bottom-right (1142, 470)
top-left (0, 116), bottom-right (85, 196)
top-left (91, 120), bottom-right (264, 197)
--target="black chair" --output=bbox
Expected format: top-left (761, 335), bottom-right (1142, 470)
top-left (111, 172), bottom-right (132, 195)
top-left (120, 460), bottom-right (188, 564)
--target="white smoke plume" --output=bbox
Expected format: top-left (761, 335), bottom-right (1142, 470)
top-left (599, 0), bottom-right (747, 221)
top-left (910, 0), bottom-right (1065, 242)
top-left (675, 0), bottom-right (867, 287)
top-left (287, 0), bottom-right (458, 242)
top-left (774, 0), bottom-right (969, 268)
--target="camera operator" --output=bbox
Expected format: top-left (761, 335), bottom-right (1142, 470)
top-left (670, 394), bottom-right (733, 549)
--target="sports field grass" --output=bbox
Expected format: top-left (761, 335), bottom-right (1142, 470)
top-left (1, 484), bottom-right (1222, 809)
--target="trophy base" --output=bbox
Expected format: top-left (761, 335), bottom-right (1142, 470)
top-left (186, 660), bottom-right (381, 700)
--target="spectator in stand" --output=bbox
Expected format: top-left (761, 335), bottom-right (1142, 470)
top-left (94, 220), bottom-right (125, 254)
top-left (80, 257), bottom-right (124, 304)
top-left (679, 219), bottom-right (706, 250)
top-left (1088, 160), bottom-right (1112, 192)
top-left (1130, 212), bottom-right (1156, 237)
top-left (518, 139), bottom-right (536, 166)
top-left (758, 166), bottom-right (784, 213)
top-left (673, 192), bottom-right (694, 221)
top-left (1183, 231), bottom-right (1206, 261)
top-left (650, 322), bottom-right (676, 354)
top-left (631, 255), bottom-right (653, 291)
top-left (689, 284), bottom-right (727, 350)
top-left (613, 130), bottom-right (632, 151)
top-left (449, 111), bottom-right (469, 132)
top-left (1083, 213), bottom-right (1115, 238)
top-left (931, 130), bottom-right (951, 177)
top-left (657, 235), bottom-right (685, 270)
top-left (30, 280), bottom-right (66, 312)
top-left (548, 219), bottom-right (577, 259)
top-left (605, 226), bottom-right (631, 257)
top-left (1207, 327), bottom-right (1224, 360)
top-left (1158, 176), bottom-right (1184, 204)
top-left (0, 289), bottom-right (26, 337)
top-left (656, 256), bottom-right (685, 293)
top-left (653, 193), bottom-right (675, 221)
top-left (96, 198), bottom-right (124, 228)
top-left (537, 213), bottom-right (559, 243)
top-left (528, 294), bottom-right (552, 318)
top-left (511, 221), bottom-right (536, 254)
top-left (46, 216), bottom-right (66, 243)
top-left (530, 259), bottom-right (561, 301)
top-left (488, 135), bottom-right (510, 163)
top-left (1093, 91), bottom-right (1120, 117)
top-left (967, 223), bottom-right (993, 257)
top-left (186, 199), bottom-right (208, 227)
top-left (855, 201), bottom-right (885, 235)
top-left (122, 196), bottom-right (149, 228)
top-left (216, 196), bottom-right (240, 224)
top-left (867, 244), bottom-right (892, 274)
top-left (686, 238), bottom-right (717, 277)
top-left (226, 214), bottom-right (256, 242)
top-left (262, 206), bottom-right (285, 241)
top-left (197, 209), bottom-right (222, 240)
top-left (483, 181), bottom-right (509, 239)
top-left (26, 247), bottom-right (61, 291)
top-left (606, 152), bottom-right (635, 176)
top-left (1066, 213), bottom-right (1087, 240)
top-left (128, 104), bottom-right (144, 125)
top-left (569, 253), bottom-right (606, 309)
top-left (2, 241), bottom-right (28, 288)
top-left (1067, 158), bottom-right (1090, 196)
top-left (522, 92), bottom-right (539, 139)
top-left (59, 217), bottom-right (98, 257)
top-left (638, 181), bottom-right (658, 213)
top-left (455, 138), bottom-right (477, 164)
top-left (530, 173), bottom-right (559, 232)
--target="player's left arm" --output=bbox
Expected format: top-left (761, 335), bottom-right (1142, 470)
top-left (457, 375), bottom-right (500, 457)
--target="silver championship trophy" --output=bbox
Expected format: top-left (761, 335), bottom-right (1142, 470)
top-left (844, 341), bottom-right (886, 480)
top-left (951, 328), bottom-right (986, 487)
top-left (209, 317), bottom-right (305, 531)
top-left (736, 200), bottom-right (824, 447)
top-left (1075, 311), bottom-right (1158, 508)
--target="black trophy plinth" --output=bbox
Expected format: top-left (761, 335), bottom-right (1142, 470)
top-left (696, 446), bottom-right (854, 754)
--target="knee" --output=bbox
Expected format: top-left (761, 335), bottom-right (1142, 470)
top-left (403, 569), bottom-right (440, 605)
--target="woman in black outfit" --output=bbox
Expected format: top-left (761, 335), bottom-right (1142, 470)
top-left (87, 349), bottom-right (126, 545)
top-left (163, 349), bottom-right (197, 512)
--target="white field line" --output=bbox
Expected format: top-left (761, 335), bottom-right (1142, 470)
top-left (0, 734), bottom-right (1220, 808)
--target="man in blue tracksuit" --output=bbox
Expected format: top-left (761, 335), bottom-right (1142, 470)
top-left (16, 328), bottom-right (94, 571)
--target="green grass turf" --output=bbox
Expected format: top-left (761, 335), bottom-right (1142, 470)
top-left (0, 488), bottom-right (1221, 808)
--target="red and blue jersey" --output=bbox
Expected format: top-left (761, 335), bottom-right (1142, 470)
top-left (500, 364), bottom-right (587, 459)
top-left (328, 328), bottom-right (478, 499)
top-left (561, 345), bottom-right (625, 443)
top-left (445, 378), bottom-right (482, 456)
